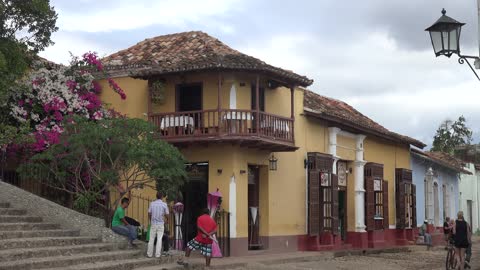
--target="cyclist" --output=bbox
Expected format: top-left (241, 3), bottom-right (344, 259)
top-left (453, 211), bottom-right (470, 270)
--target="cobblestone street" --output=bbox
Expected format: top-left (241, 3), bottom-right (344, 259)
top-left (240, 242), bottom-right (480, 270)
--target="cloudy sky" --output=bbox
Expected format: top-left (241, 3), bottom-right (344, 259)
top-left (40, 0), bottom-right (480, 147)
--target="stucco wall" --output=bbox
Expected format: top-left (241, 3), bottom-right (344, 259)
top-left (411, 154), bottom-right (460, 227)
top-left (98, 73), bottom-right (414, 239)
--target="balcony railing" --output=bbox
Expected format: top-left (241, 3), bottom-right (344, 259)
top-left (148, 109), bottom-right (294, 143)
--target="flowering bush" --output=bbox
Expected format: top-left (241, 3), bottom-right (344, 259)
top-left (9, 52), bottom-right (126, 152)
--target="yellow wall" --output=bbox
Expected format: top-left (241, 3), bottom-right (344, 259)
top-left (99, 72), bottom-right (413, 239)
top-left (99, 77), bottom-right (148, 119)
top-left (99, 73), bottom-right (293, 118)
top-left (363, 138), bottom-right (411, 227)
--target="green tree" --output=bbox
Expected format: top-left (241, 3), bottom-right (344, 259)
top-left (431, 115), bottom-right (473, 154)
top-left (0, 0), bottom-right (58, 146)
top-left (18, 116), bottom-right (186, 219)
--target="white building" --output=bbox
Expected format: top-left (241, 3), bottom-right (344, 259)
top-left (459, 163), bottom-right (480, 232)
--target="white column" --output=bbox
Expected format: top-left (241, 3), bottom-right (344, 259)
top-left (328, 127), bottom-right (340, 156)
top-left (328, 127), bottom-right (341, 173)
top-left (332, 158), bottom-right (339, 174)
top-left (354, 134), bottom-right (367, 232)
top-left (425, 168), bottom-right (434, 224)
top-left (229, 174), bottom-right (237, 238)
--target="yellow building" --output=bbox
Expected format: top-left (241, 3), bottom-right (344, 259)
top-left (100, 31), bottom-right (426, 256)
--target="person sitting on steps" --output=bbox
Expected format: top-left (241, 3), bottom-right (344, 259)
top-left (111, 197), bottom-right (138, 248)
top-left (419, 220), bottom-right (433, 250)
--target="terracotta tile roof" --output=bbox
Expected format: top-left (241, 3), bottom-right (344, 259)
top-left (103, 31), bottom-right (313, 87)
top-left (32, 56), bottom-right (59, 69)
top-left (303, 89), bottom-right (426, 148)
top-left (412, 149), bottom-right (471, 174)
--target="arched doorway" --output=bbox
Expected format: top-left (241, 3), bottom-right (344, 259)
top-left (434, 182), bottom-right (439, 226)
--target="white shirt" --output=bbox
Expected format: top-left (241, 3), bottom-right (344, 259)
top-left (148, 199), bottom-right (169, 225)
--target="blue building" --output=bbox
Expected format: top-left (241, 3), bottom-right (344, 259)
top-left (411, 150), bottom-right (467, 228)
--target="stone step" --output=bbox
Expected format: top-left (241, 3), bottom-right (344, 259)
top-left (0, 203), bottom-right (10, 208)
top-left (0, 242), bottom-right (117, 262)
top-left (0, 208), bottom-right (27, 215)
top-left (0, 250), bottom-right (141, 270)
top-left (0, 229), bottom-right (80, 239)
top-left (0, 236), bottom-right (100, 250)
top-left (0, 222), bottom-right (60, 231)
top-left (0, 215), bottom-right (42, 223)
top-left (43, 256), bottom-right (180, 270)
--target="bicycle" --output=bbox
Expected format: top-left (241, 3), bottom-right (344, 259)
top-left (446, 239), bottom-right (457, 270)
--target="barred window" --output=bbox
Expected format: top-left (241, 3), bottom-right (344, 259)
top-left (321, 172), bottom-right (333, 230)
top-left (405, 183), bottom-right (413, 228)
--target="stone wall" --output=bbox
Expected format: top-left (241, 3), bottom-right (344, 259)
top-left (0, 180), bottom-right (124, 242)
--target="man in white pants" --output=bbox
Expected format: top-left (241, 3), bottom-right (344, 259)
top-left (147, 191), bottom-right (169, 258)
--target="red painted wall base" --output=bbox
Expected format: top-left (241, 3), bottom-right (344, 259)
top-left (298, 227), bottom-right (444, 252)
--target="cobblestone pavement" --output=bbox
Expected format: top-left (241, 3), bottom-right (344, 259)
top-left (264, 247), bottom-right (476, 270)
top-left (239, 241), bottom-right (480, 270)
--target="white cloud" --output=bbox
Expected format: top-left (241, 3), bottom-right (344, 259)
top-left (238, 30), bottom-right (478, 145)
top-left (56, 0), bottom-right (241, 33)
top-left (38, 32), bottom-right (115, 64)
top-left (41, 0), bottom-right (480, 146)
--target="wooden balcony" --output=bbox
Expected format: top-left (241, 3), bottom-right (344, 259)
top-left (148, 109), bottom-right (296, 151)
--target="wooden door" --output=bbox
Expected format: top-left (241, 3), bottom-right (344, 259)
top-left (248, 166), bottom-right (261, 249)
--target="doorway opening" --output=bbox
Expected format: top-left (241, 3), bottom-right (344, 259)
top-left (467, 200), bottom-right (473, 227)
top-left (182, 162), bottom-right (209, 247)
top-left (248, 165), bottom-right (262, 250)
top-left (338, 190), bottom-right (347, 241)
top-left (250, 85), bottom-right (265, 112)
top-left (177, 83), bottom-right (203, 128)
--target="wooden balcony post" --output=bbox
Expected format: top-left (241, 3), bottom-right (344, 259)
top-left (290, 85), bottom-right (295, 142)
top-left (256, 75), bottom-right (260, 134)
top-left (290, 86), bottom-right (295, 119)
top-left (218, 73), bottom-right (222, 132)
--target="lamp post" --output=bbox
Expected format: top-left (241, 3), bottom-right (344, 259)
top-left (426, 8), bottom-right (480, 81)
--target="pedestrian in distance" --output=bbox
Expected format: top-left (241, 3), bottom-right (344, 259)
top-left (111, 197), bottom-right (138, 248)
top-left (177, 208), bottom-right (217, 267)
top-left (453, 211), bottom-right (471, 270)
top-left (147, 191), bottom-right (169, 258)
top-left (444, 217), bottom-right (452, 250)
top-left (420, 220), bottom-right (433, 250)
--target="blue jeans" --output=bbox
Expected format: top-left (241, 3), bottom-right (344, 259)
top-left (112, 225), bottom-right (137, 242)
top-left (424, 233), bottom-right (432, 246)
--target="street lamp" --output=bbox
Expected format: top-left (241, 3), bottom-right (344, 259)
top-left (268, 154), bottom-right (278, 171)
top-left (426, 8), bottom-right (480, 80)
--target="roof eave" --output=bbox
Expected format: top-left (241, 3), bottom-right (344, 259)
top-left (303, 108), bottom-right (426, 148)
top-left (411, 151), bottom-right (472, 175)
top-left (103, 65), bottom-right (313, 87)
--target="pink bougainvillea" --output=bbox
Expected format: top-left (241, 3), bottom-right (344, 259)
top-left (10, 52), bottom-right (127, 152)
top-left (107, 78), bottom-right (127, 100)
